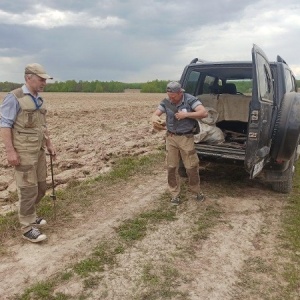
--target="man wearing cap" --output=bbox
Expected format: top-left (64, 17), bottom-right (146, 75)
top-left (0, 63), bottom-right (56, 243)
top-left (151, 81), bottom-right (208, 205)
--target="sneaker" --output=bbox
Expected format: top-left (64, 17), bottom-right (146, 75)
top-left (22, 227), bottom-right (47, 243)
top-left (32, 217), bottom-right (47, 226)
top-left (171, 197), bottom-right (180, 206)
top-left (196, 192), bottom-right (205, 202)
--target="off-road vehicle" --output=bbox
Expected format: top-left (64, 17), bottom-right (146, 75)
top-left (179, 44), bottom-right (300, 193)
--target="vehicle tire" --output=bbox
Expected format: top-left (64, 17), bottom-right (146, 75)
top-left (271, 92), bottom-right (300, 161)
top-left (271, 151), bottom-right (296, 194)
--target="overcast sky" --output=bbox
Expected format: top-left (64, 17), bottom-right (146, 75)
top-left (0, 0), bottom-right (300, 83)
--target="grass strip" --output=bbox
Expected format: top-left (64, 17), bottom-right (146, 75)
top-left (0, 152), bottom-right (164, 249)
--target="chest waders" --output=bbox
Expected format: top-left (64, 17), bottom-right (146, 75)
top-left (11, 88), bottom-right (48, 232)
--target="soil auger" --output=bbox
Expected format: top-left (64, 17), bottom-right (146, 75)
top-left (48, 153), bottom-right (57, 220)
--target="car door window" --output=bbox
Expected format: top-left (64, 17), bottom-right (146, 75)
top-left (284, 68), bottom-right (295, 92)
top-left (184, 70), bottom-right (201, 95)
top-left (256, 53), bottom-right (273, 102)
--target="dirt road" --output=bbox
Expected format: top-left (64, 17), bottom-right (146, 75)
top-left (0, 93), bottom-right (288, 299)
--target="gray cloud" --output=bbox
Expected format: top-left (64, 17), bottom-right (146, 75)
top-left (0, 0), bottom-right (299, 83)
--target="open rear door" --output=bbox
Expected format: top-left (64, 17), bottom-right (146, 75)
top-left (245, 44), bottom-right (274, 178)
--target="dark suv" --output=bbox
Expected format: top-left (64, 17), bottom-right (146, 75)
top-left (179, 44), bottom-right (300, 193)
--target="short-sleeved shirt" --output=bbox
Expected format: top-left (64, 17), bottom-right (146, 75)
top-left (0, 85), bottom-right (43, 128)
top-left (158, 93), bottom-right (202, 133)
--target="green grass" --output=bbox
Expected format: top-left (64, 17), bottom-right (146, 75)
top-left (73, 257), bottom-right (105, 277)
top-left (193, 203), bottom-right (223, 240)
top-left (9, 155), bottom-right (300, 299)
top-left (12, 152), bottom-right (179, 299)
top-left (282, 164), bottom-right (300, 249)
top-left (232, 160), bottom-right (300, 299)
top-left (0, 152), bottom-right (164, 247)
top-left (15, 281), bottom-right (55, 300)
top-left (0, 211), bottom-right (19, 254)
top-left (94, 154), bottom-right (164, 183)
top-left (116, 217), bottom-right (148, 242)
top-left (116, 206), bottom-right (177, 244)
top-left (135, 263), bottom-right (189, 300)
top-left (278, 160), bottom-right (300, 298)
top-left (14, 202), bottom-right (179, 299)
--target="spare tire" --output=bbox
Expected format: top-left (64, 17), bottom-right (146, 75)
top-left (271, 149), bottom-right (296, 194)
top-left (271, 92), bottom-right (300, 161)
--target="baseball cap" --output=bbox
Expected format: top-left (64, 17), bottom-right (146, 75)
top-left (166, 81), bottom-right (184, 93)
top-left (25, 63), bottom-right (53, 79)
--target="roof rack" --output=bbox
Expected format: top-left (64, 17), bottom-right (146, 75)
top-left (277, 55), bottom-right (287, 65)
top-left (189, 58), bottom-right (208, 64)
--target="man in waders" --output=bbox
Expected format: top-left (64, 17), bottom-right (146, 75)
top-left (0, 63), bottom-right (56, 243)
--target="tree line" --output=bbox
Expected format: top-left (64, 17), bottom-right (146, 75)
top-left (0, 79), bottom-right (299, 94)
top-left (0, 80), bottom-right (170, 93)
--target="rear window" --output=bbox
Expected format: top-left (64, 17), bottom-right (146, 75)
top-left (183, 68), bottom-right (252, 96)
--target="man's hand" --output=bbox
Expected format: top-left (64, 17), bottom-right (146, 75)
top-left (175, 111), bottom-right (188, 120)
top-left (153, 122), bottom-right (166, 131)
top-left (151, 114), bottom-right (166, 131)
top-left (1, 128), bottom-right (20, 165)
top-left (6, 148), bottom-right (20, 166)
top-left (46, 143), bottom-right (57, 161)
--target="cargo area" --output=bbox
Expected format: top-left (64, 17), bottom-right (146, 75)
top-left (194, 92), bottom-right (251, 161)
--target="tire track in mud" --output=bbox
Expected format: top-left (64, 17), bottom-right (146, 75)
top-left (0, 171), bottom-right (166, 299)
top-left (52, 195), bottom-right (281, 299)
top-left (184, 198), bottom-right (264, 300)
top-left (1, 176), bottom-right (284, 299)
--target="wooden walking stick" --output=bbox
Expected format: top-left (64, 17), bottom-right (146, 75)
top-left (49, 154), bottom-right (57, 220)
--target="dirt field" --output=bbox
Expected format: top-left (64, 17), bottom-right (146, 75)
top-left (0, 92), bottom-right (166, 205)
top-left (0, 92), bottom-right (291, 299)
